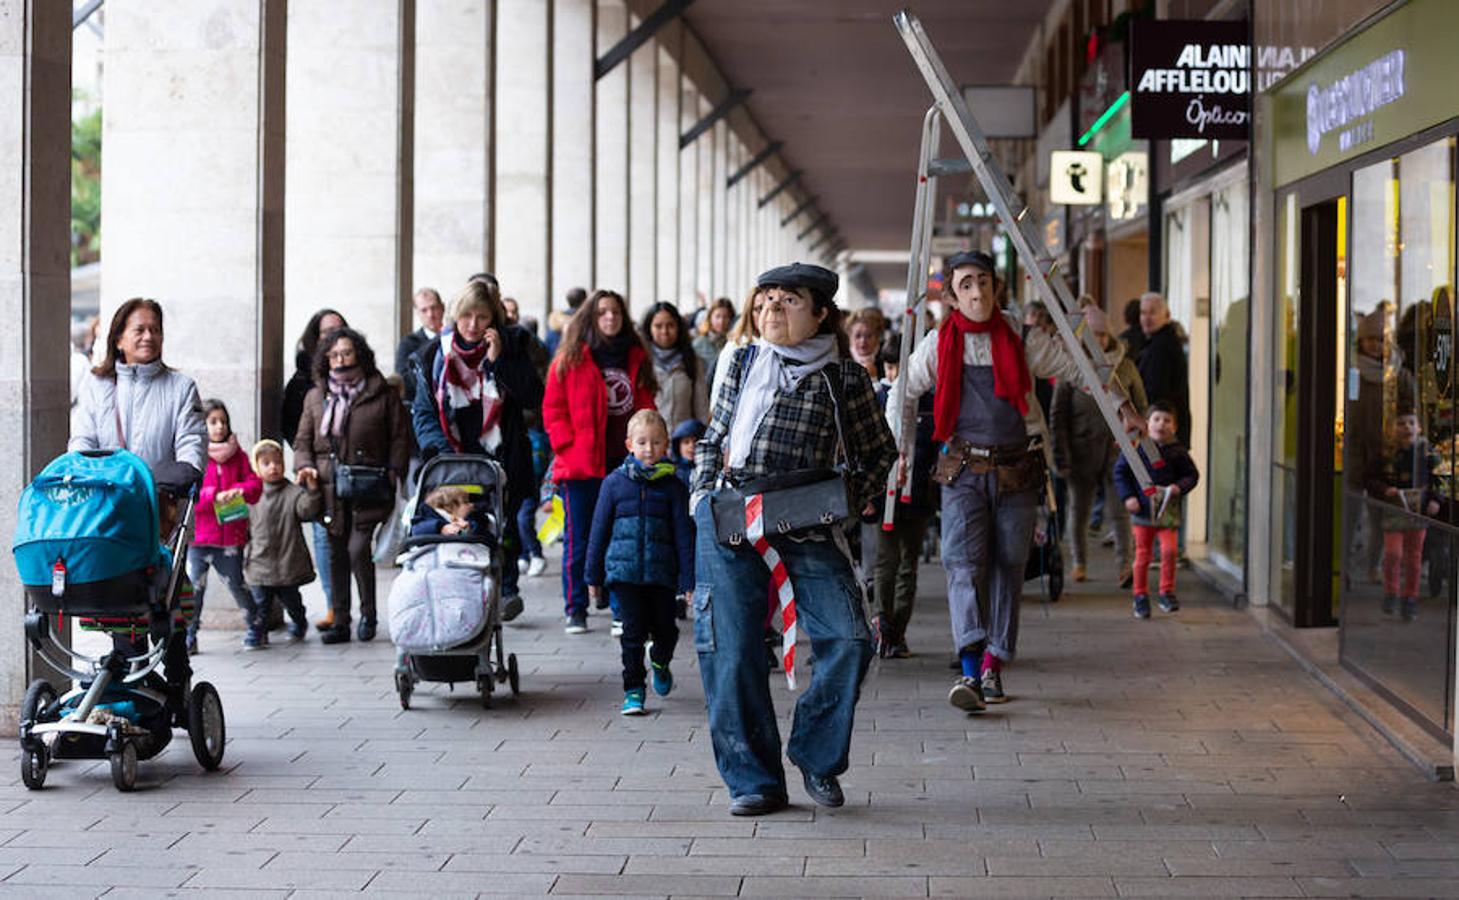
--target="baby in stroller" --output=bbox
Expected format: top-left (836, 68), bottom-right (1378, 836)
top-left (410, 486), bottom-right (492, 538)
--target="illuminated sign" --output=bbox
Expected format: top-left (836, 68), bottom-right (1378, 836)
top-left (1131, 21), bottom-right (1250, 140)
top-left (1304, 49), bottom-right (1406, 156)
top-left (1050, 151), bottom-right (1104, 205)
top-left (1106, 152), bottom-right (1147, 221)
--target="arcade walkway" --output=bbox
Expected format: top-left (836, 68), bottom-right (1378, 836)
top-left (4, 551), bottom-right (1459, 898)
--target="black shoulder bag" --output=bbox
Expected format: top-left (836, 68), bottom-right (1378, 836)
top-left (711, 357), bottom-right (861, 547)
top-left (329, 424), bottom-right (393, 507)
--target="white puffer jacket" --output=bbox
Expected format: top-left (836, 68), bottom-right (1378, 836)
top-left (69, 360), bottom-right (207, 473)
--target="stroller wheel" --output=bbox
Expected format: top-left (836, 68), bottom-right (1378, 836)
top-left (110, 741), bottom-right (138, 792)
top-left (187, 682), bottom-right (226, 771)
top-left (476, 677), bottom-right (493, 709)
top-left (507, 654), bottom-right (520, 697)
top-left (395, 671), bottom-right (413, 710)
top-left (21, 746), bottom-right (48, 790)
top-left (20, 679), bottom-right (56, 791)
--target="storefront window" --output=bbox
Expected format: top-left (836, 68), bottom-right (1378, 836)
top-left (1271, 192), bottom-right (1300, 615)
top-left (1340, 136), bottom-right (1457, 737)
top-left (1209, 177), bottom-right (1250, 569)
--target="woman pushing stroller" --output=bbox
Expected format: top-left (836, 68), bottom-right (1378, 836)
top-left (887, 250), bottom-right (1141, 713)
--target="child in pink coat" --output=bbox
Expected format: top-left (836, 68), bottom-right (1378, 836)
top-left (186, 399), bottom-right (264, 651)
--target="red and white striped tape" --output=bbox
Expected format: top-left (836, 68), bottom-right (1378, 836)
top-left (744, 494), bottom-right (797, 690)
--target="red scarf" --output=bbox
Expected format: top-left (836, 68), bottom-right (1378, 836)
top-left (933, 310), bottom-right (1031, 442)
top-left (435, 333), bottom-right (503, 452)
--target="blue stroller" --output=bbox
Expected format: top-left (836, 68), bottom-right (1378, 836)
top-left (11, 450), bottom-right (226, 791)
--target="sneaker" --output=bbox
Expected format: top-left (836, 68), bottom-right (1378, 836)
top-left (565, 613), bottom-right (588, 635)
top-left (501, 593), bottom-right (524, 623)
top-left (981, 667), bottom-right (1007, 704)
top-left (1158, 593), bottom-right (1180, 613)
top-left (610, 619), bottom-right (624, 637)
top-left (1133, 594), bottom-right (1151, 619)
top-left (527, 556), bottom-right (547, 577)
top-left (1383, 594), bottom-right (1397, 615)
top-left (651, 662), bottom-right (674, 697)
top-left (621, 688), bottom-right (647, 716)
top-left (1118, 566), bottom-right (1134, 589)
top-left (948, 676), bottom-right (986, 713)
top-left (1401, 597), bottom-right (1418, 622)
top-left (1102, 531), bottom-right (1116, 547)
top-left (186, 634), bottom-right (199, 656)
top-left (517, 557), bottom-right (529, 575)
top-left (1072, 565), bottom-right (1087, 583)
top-left (242, 631), bottom-right (264, 651)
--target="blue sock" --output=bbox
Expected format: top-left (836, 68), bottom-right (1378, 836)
top-left (959, 648), bottom-right (981, 678)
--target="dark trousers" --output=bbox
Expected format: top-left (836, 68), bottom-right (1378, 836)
top-left (328, 503), bottom-right (377, 628)
top-left (617, 584), bottom-right (679, 691)
top-left (517, 496), bottom-right (544, 559)
top-left (560, 478), bottom-right (618, 618)
top-left (874, 513), bottom-right (931, 646)
top-left (500, 482), bottom-right (524, 598)
top-left (249, 585), bottom-right (307, 631)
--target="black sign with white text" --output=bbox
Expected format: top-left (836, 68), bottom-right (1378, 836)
top-left (1131, 20), bottom-right (1250, 140)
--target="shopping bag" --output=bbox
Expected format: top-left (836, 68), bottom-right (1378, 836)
top-left (373, 489), bottom-right (414, 565)
top-left (536, 496), bottom-right (564, 546)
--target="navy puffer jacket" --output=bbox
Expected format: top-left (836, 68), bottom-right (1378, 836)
top-left (585, 457), bottom-right (695, 593)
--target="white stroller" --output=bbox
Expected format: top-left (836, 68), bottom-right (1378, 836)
top-left (387, 454), bottom-right (520, 709)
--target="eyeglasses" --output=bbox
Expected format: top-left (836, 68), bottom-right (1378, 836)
top-left (327, 349), bottom-right (356, 361)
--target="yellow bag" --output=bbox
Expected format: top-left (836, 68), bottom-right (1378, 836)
top-left (536, 496), bottom-right (565, 546)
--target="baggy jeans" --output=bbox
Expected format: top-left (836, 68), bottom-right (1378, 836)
top-left (693, 501), bottom-right (873, 800)
top-left (560, 478), bottom-right (619, 619)
top-left (940, 468), bottom-right (1038, 662)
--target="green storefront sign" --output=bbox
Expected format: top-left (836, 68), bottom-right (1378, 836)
top-left (1271, 0), bottom-right (1459, 187)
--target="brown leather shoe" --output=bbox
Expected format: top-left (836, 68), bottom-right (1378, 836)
top-left (315, 610), bottom-right (334, 632)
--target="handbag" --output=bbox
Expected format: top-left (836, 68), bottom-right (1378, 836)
top-left (329, 434), bottom-right (393, 505)
top-left (711, 356), bottom-right (860, 547)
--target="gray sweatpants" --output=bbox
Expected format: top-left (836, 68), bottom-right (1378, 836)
top-left (940, 468), bottom-right (1039, 662)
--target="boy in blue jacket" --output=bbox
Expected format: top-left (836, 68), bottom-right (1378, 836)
top-left (1114, 401), bottom-right (1200, 619)
top-left (586, 409), bottom-right (695, 715)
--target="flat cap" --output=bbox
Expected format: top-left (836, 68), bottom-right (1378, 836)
top-left (945, 250), bottom-right (996, 274)
top-left (756, 262), bottom-right (839, 298)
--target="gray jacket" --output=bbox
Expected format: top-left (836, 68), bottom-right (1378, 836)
top-left (654, 360), bottom-right (710, 432)
top-left (69, 360), bottom-right (206, 473)
top-left (1051, 341), bottom-right (1147, 483)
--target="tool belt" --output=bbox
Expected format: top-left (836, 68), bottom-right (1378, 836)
top-left (932, 436), bottom-right (1046, 494)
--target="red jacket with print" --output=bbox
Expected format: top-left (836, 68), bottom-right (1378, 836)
top-left (542, 345), bottom-right (655, 481)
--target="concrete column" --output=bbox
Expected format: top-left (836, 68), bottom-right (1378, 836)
top-left (594, 0), bottom-right (629, 293)
top-left (494, 0), bottom-right (551, 319)
top-left (0, 0), bottom-right (70, 725)
top-left (287, 0), bottom-right (415, 374)
top-left (654, 34), bottom-right (680, 306)
top-left (103, 1), bottom-right (287, 441)
top-left (709, 120), bottom-right (727, 297)
top-left (552, 0), bottom-right (594, 307)
top-left (696, 102), bottom-right (715, 299)
top-left (676, 83), bottom-right (698, 305)
top-left (722, 136), bottom-right (740, 296)
top-left (414, 0), bottom-right (493, 299)
top-left (626, 21), bottom-right (656, 313)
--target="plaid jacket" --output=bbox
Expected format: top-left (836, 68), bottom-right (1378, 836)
top-left (692, 346), bottom-right (897, 510)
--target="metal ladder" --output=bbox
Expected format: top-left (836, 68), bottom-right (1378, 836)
top-left (885, 9), bottom-right (1161, 510)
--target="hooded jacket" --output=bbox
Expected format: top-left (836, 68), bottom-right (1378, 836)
top-left (244, 479), bottom-right (324, 587)
top-left (195, 442), bottom-right (264, 547)
top-left (585, 457), bottom-right (695, 592)
top-left (69, 360), bottom-right (207, 473)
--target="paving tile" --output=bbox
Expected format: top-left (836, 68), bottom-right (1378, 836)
top-left (928, 875), bottom-right (1116, 897)
top-left (366, 870), bottom-right (555, 894)
top-left (1297, 876), bottom-right (1459, 897)
top-left (1114, 876), bottom-right (1305, 896)
top-left (442, 854), bottom-right (626, 874)
top-left (3, 864), bottom-right (193, 888)
top-left (741, 875), bottom-right (927, 896)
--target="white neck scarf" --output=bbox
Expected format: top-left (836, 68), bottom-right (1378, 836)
top-left (726, 335), bottom-right (839, 469)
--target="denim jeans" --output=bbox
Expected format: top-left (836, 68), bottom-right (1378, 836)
top-left (693, 501), bottom-right (872, 800)
top-left (560, 478), bottom-right (618, 618)
top-left (311, 520), bottom-right (334, 607)
top-left (185, 545), bottom-right (252, 639)
top-left (517, 496), bottom-right (544, 560)
top-left (940, 468), bottom-right (1038, 661)
top-left (617, 583), bottom-right (679, 691)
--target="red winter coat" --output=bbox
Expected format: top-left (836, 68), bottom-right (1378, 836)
top-left (543, 345), bottom-right (656, 481)
top-left (195, 442), bottom-right (264, 547)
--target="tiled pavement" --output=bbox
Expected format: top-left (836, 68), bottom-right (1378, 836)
top-left (4, 545), bottom-right (1459, 898)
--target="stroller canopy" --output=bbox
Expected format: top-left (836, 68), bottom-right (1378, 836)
top-left (415, 454), bottom-right (504, 501)
top-left (12, 450), bottom-right (161, 587)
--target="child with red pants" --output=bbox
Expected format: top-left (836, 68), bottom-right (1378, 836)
top-left (1367, 411), bottom-right (1441, 622)
top-left (1113, 402), bottom-right (1199, 619)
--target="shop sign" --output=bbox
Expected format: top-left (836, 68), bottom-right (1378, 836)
top-left (1050, 151), bottom-right (1103, 205)
top-left (1272, 0), bottom-right (1459, 187)
top-left (1106, 152), bottom-right (1148, 221)
top-left (1130, 20), bottom-right (1250, 140)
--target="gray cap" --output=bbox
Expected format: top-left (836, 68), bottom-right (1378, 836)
top-left (756, 262), bottom-right (839, 298)
top-left (945, 250), bottom-right (996, 274)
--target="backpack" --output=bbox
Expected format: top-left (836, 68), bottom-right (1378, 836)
top-left (12, 450), bottom-right (161, 588)
top-left (387, 542), bottom-right (495, 652)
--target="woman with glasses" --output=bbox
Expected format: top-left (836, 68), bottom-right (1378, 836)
top-left (293, 326), bottom-right (411, 644)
